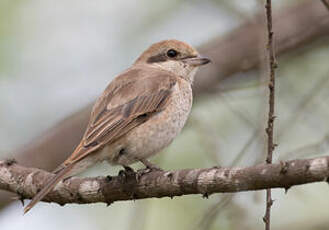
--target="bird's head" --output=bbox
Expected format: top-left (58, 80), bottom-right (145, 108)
top-left (135, 39), bottom-right (211, 83)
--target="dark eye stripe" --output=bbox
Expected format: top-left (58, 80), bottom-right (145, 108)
top-left (147, 53), bottom-right (196, 63)
top-left (147, 53), bottom-right (167, 63)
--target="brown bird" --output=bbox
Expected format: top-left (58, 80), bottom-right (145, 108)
top-left (24, 39), bottom-right (210, 213)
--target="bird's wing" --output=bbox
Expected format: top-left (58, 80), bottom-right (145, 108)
top-left (63, 67), bottom-right (177, 165)
top-left (24, 67), bottom-right (177, 214)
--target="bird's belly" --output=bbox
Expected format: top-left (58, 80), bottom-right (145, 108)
top-left (107, 81), bottom-right (192, 166)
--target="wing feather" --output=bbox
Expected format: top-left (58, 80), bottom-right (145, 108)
top-left (64, 67), bottom-right (177, 164)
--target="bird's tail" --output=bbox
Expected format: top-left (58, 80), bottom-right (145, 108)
top-left (23, 163), bottom-right (74, 214)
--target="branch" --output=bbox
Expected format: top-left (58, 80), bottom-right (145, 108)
top-left (0, 156), bottom-right (328, 207)
top-left (264, 0), bottom-right (277, 229)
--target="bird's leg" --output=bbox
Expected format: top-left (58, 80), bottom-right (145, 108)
top-left (139, 159), bottom-right (163, 171)
top-left (117, 165), bottom-right (138, 198)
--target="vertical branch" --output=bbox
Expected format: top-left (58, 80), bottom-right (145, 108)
top-left (263, 0), bottom-right (277, 230)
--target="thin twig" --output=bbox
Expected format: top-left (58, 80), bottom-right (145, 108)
top-left (264, 0), bottom-right (277, 230)
top-left (321, 0), bottom-right (329, 11)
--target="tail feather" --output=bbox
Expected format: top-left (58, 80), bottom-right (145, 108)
top-left (24, 163), bottom-right (74, 214)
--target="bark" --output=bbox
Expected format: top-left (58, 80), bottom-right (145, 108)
top-left (0, 156), bottom-right (328, 208)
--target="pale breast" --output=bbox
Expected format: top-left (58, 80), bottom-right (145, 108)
top-left (107, 78), bottom-right (192, 165)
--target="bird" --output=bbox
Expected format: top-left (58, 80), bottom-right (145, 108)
top-left (23, 39), bottom-right (211, 214)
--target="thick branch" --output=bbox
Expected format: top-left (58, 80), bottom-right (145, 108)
top-left (0, 156), bottom-right (328, 207)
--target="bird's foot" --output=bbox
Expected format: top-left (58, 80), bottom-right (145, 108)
top-left (118, 165), bottom-right (137, 182)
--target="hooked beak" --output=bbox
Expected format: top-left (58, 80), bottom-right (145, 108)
top-left (183, 55), bottom-right (211, 67)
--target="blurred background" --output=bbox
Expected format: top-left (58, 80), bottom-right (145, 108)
top-left (1, 0), bottom-right (329, 229)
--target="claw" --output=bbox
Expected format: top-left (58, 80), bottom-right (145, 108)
top-left (118, 166), bottom-right (137, 182)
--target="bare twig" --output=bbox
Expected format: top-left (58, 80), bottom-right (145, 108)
top-left (264, 0), bottom-right (277, 229)
top-left (321, 0), bottom-right (329, 11)
top-left (0, 156), bottom-right (328, 210)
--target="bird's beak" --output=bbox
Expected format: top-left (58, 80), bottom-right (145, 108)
top-left (183, 56), bottom-right (211, 67)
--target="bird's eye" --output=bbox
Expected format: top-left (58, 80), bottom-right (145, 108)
top-left (167, 49), bottom-right (178, 58)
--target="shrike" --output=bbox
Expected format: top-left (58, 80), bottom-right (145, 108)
top-left (24, 39), bottom-right (211, 213)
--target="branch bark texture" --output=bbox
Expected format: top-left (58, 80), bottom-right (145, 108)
top-left (0, 156), bottom-right (328, 207)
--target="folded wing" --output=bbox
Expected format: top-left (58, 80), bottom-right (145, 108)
top-left (64, 67), bottom-right (177, 165)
